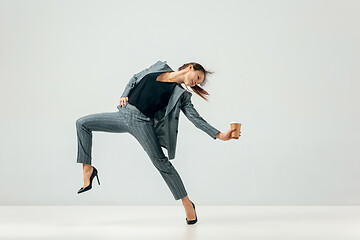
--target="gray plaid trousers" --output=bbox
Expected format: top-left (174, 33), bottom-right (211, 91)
top-left (76, 102), bottom-right (188, 200)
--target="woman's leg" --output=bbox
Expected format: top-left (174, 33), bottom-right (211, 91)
top-left (128, 121), bottom-right (196, 220)
top-left (128, 122), bottom-right (188, 201)
top-left (76, 111), bottom-right (128, 165)
top-left (76, 110), bottom-right (129, 187)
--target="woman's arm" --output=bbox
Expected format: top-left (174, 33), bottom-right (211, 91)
top-left (180, 92), bottom-right (240, 141)
top-left (121, 73), bottom-right (140, 98)
top-left (180, 92), bottom-right (221, 139)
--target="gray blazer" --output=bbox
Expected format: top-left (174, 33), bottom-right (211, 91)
top-left (121, 60), bottom-right (220, 160)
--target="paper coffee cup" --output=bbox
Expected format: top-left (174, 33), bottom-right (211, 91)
top-left (230, 122), bottom-right (241, 138)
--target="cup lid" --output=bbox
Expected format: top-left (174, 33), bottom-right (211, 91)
top-left (230, 122), bottom-right (241, 124)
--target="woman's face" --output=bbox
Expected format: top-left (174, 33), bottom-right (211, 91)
top-left (184, 65), bottom-right (204, 87)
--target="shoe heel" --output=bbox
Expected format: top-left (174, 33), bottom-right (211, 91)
top-left (96, 174), bottom-right (100, 185)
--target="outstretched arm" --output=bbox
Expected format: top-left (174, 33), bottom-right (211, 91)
top-left (180, 92), bottom-right (220, 139)
top-left (180, 92), bottom-right (240, 141)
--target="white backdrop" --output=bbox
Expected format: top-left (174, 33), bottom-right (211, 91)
top-left (0, 0), bottom-right (359, 205)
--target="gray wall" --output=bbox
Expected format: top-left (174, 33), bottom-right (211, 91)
top-left (0, 0), bottom-right (359, 205)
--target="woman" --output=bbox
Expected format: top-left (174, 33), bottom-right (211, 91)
top-left (76, 60), bottom-right (240, 224)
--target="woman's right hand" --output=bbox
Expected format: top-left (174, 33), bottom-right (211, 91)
top-left (119, 97), bottom-right (128, 107)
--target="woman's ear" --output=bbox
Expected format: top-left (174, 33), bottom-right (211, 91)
top-left (186, 65), bottom-right (193, 71)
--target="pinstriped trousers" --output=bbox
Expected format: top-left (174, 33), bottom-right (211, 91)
top-left (76, 102), bottom-right (188, 200)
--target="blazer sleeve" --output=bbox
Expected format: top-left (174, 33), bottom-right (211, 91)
top-left (180, 92), bottom-right (220, 139)
top-left (121, 61), bottom-right (161, 98)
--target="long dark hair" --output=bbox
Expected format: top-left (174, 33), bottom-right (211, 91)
top-left (177, 62), bottom-right (214, 101)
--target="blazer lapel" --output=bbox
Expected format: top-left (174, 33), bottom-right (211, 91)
top-left (145, 61), bottom-right (187, 118)
top-left (164, 84), bottom-right (186, 117)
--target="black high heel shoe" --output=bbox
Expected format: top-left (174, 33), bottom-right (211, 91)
top-left (186, 201), bottom-right (198, 225)
top-left (77, 166), bottom-right (100, 194)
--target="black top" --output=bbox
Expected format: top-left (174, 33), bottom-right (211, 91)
top-left (128, 71), bottom-right (178, 118)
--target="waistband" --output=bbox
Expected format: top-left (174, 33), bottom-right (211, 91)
top-left (117, 102), bottom-right (153, 120)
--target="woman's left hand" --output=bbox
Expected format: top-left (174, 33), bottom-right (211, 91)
top-left (216, 128), bottom-right (241, 141)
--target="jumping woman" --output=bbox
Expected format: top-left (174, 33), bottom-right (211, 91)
top-left (76, 60), bottom-right (240, 224)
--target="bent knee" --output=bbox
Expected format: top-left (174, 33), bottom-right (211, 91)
top-left (76, 117), bottom-right (87, 128)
